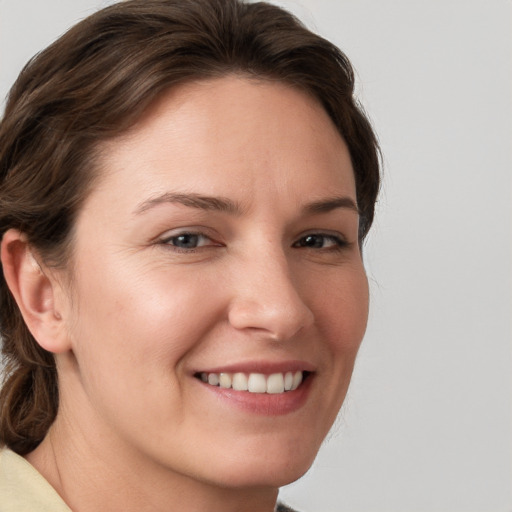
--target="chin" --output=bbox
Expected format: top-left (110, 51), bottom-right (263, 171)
top-left (206, 441), bottom-right (320, 489)
top-left (213, 464), bottom-right (313, 490)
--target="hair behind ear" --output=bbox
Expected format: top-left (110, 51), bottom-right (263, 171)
top-left (0, 286), bottom-right (58, 454)
top-left (0, 231), bottom-right (60, 454)
top-left (0, 341), bottom-right (58, 455)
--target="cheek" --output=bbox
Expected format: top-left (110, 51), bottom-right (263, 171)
top-left (68, 258), bottom-right (226, 374)
top-left (314, 265), bottom-right (368, 408)
top-left (290, 265), bottom-right (369, 442)
top-left (314, 265), bottom-right (369, 352)
top-left (62, 262), bottom-right (227, 434)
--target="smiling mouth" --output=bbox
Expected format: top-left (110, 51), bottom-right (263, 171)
top-left (195, 371), bottom-right (309, 394)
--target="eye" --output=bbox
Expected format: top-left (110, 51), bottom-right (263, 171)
top-left (161, 231), bottom-right (217, 250)
top-left (293, 233), bottom-right (347, 250)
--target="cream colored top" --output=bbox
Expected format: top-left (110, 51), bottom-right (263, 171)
top-left (0, 446), bottom-right (71, 511)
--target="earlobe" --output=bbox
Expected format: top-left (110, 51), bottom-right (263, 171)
top-left (1, 229), bottom-right (70, 354)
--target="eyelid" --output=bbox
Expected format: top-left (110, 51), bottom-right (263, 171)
top-left (158, 225), bottom-right (212, 239)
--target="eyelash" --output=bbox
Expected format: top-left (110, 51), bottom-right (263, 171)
top-left (160, 231), bottom-right (348, 252)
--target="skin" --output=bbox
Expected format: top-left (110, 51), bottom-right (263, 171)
top-left (6, 76), bottom-right (369, 512)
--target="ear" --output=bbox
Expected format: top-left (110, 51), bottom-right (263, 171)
top-left (1, 229), bottom-right (71, 354)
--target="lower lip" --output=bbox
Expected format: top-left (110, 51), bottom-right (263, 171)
top-left (196, 374), bottom-right (314, 416)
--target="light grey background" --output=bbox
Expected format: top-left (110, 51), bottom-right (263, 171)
top-left (1, 1), bottom-right (511, 511)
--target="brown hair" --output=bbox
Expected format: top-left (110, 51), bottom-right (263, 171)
top-left (0, 0), bottom-right (380, 455)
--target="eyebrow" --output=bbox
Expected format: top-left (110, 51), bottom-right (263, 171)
top-left (134, 192), bottom-right (244, 216)
top-left (134, 192), bottom-right (359, 216)
top-left (303, 196), bottom-right (360, 216)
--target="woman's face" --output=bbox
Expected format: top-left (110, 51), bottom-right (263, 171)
top-left (55, 77), bottom-right (368, 489)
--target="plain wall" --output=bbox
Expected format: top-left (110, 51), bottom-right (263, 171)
top-left (1, 1), bottom-right (511, 511)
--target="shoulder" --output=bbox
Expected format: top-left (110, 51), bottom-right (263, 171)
top-left (0, 446), bottom-right (71, 512)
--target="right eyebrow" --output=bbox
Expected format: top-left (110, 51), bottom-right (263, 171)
top-left (133, 192), bottom-right (245, 216)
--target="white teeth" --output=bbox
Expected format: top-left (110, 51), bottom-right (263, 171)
top-left (284, 371), bottom-right (294, 391)
top-left (219, 373), bottom-right (232, 388)
top-left (208, 373), bottom-right (219, 386)
top-left (232, 372), bottom-right (248, 391)
top-left (248, 373), bottom-right (267, 393)
top-left (267, 373), bottom-right (285, 394)
top-left (291, 370), bottom-right (303, 390)
top-left (200, 371), bottom-right (305, 394)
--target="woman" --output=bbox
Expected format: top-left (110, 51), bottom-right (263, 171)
top-left (0, 0), bottom-right (380, 510)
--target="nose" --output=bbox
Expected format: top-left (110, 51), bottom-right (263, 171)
top-left (227, 248), bottom-right (314, 341)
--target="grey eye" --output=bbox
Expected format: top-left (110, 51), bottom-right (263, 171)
top-left (296, 234), bottom-right (325, 248)
top-left (293, 233), bottom-right (348, 250)
top-left (172, 233), bottom-right (199, 249)
top-left (167, 233), bottom-right (204, 249)
top-left (294, 234), bottom-right (342, 249)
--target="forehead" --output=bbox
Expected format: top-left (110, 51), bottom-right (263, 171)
top-left (89, 76), bottom-right (355, 215)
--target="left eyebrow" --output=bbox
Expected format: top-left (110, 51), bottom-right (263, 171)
top-left (303, 196), bottom-right (360, 216)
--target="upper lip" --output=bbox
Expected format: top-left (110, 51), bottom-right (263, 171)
top-left (193, 360), bottom-right (316, 375)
